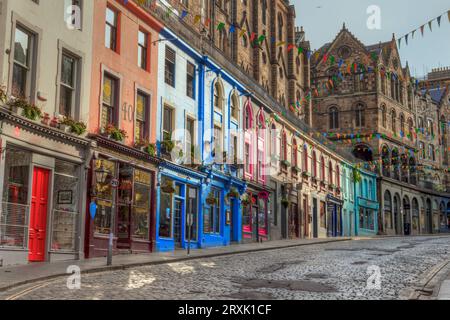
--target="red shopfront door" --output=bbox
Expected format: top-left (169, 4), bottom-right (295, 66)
top-left (28, 167), bottom-right (50, 262)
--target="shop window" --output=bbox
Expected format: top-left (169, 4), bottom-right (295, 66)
top-left (359, 208), bottom-right (374, 230)
top-left (258, 197), bottom-right (268, 236)
top-left (132, 169), bottom-right (152, 240)
top-left (93, 159), bottom-right (116, 235)
top-left (320, 201), bottom-right (326, 229)
top-left (51, 160), bottom-right (79, 251)
top-left (159, 176), bottom-right (173, 238)
top-left (204, 188), bottom-right (221, 234)
top-left (1, 146), bottom-right (31, 248)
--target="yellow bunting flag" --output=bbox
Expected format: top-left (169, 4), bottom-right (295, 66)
top-left (194, 15), bottom-right (201, 24)
top-left (239, 28), bottom-right (247, 38)
top-left (276, 41), bottom-right (286, 47)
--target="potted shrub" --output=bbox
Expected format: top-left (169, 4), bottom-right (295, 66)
top-left (241, 193), bottom-right (250, 206)
top-left (22, 103), bottom-right (42, 121)
top-left (0, 85), bottom-right (7, 104)
top-left (161, 138), bottom-right (175, 154)
top-left (206, 192), bottom-right (217, 206)
top-left (7, 97), bottom-right (29, 115)
top-left (145, 143), bottom-right (156, 156)
top-left (41, 113), bottom-right (51, 126)
top-left (61, 117), bottom-right (87, 135)
top-left (105, 123), bottom-right (128, 142)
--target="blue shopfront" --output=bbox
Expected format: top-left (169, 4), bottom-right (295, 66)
top-left (356, 197), bottom-right (379, 236)
top-left (156, 162), bottom-right (246, 251)
top-left (327, 194), bottom-right (343, 237)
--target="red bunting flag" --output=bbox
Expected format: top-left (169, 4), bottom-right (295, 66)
top-left (420, 25), bottom-right (425, 36)
top-left (287, 44), bottom-right (295, 52)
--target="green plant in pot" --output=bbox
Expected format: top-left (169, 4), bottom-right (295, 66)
top-left (161, 138), bottom-right (175, 154)
top-left (161, 179), bottom-right (175, 194)
top-left (0, 85), bottom-right (7, 103)
top-left (22, 103), bottom-right (42, 121)
top-left (7, 97), bottom-right (29, 114)
top-left (105, 124), bottom-right (128, 142)
top-left (61, 117), bottom-right (86, 135)
top-left (146, 143), bottom-right (156, 156)
top-left (240, 193), bottom-right (250, 206)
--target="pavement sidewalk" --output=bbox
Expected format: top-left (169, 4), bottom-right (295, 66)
top-left (437, 273), bottom-right (450, 300)
top-left (0, 237), bottom-right (351, 292)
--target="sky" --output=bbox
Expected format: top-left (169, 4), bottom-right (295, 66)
top-left (294, 0), bottom-right (450, 78)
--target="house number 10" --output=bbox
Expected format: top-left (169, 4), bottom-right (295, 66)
top-left (122, 103), bottom-right (133, 122)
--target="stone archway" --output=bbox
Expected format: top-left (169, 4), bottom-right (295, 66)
top-left (352, 144), bottom-right (373, 162)
top-left (393, 194), bottom-right (402, 235)
top-left (381, 145), bottom-right (390, 177)
top-left (383, 190), bottom-right (392, 232)
top-left (439, 202), bottom-right (446, 231)
top-left (426, 199), bottom-right (432, 234)
top-left (392, 149), bottom-right (400, 180)
top-left (412, 198), bottom-right (419, 234)
top-left (403, 196), bottom-right (411, 235)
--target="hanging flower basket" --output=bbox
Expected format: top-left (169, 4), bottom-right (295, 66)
top-left (161, 180), bottom-right (175, 194)
top-left (241, 193), bottom-right (250, 206)
top-left (206, 192), bottom-right (217, 206)
top-left (281, 198), bottom-right (290, 208)
top-left (227, 187), bottom-right (240, 199)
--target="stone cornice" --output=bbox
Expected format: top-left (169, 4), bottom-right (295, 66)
top-left (0, 107), bottom-right (90, 147)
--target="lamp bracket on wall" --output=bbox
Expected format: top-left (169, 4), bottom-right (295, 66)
top-left (152, 37), bottom-right (179, 46)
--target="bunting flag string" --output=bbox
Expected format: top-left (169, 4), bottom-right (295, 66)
top-left (396, 9), bottom-right (450, 47)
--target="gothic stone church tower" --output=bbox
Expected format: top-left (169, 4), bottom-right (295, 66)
top-left (172, 0), bottom-right (311, 122)
top-left (310, 25), bottom-right (448, 236)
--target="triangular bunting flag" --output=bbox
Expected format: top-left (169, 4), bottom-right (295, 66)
top-left (194, 15), bottom-right (201, 24)
top-left (180, 10), bottom-right (188, 20)
top-left (258, 35), bottom-right (266, 44)
top-left (420, 25), bottom-right (425, 36)
top-left (428, 20), bottom-right (433, 32)
top-left (398, 38), bottom-right (401, 48)
top-left (217, 22), bottom-right (225, 31)
top-left (238, 28), bottom-right (247, 38)
top-left (405, 34), bottom-right (409, 45)
top-left (448, 10), bottom-right (450, 22)
top-left (229, 25), bottom-right (235, 33)
top-left (437, 16), bottom-right (442, 27)
top-left (412, 29), bottom-right (416, 39)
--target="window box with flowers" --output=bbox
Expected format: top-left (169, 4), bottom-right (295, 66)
top-left (292, 166), bottom-right (302, 175)
top-left (311, 176), bottom-right (318, 184)
top-left (135, 138), bottom-right (156, 157)
top-left (7, 98), bottom-right (42, 120)
top-left (60, 117), bottom-right (87, 136)
top-left (0, 85), bottom-right (7, 104)
top-left (104, 124), bottom-right (128, 142)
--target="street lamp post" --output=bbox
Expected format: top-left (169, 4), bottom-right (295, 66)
top-left (107, 161), bottom-right (119, 266)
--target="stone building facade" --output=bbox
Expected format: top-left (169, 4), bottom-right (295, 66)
top-left (311, 25), bottom-right (450, 236)
top-left (156, 0), bottom-right (311, 121)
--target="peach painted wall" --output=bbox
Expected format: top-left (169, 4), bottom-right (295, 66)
top-left (89, 0), bottom-right (162, 145)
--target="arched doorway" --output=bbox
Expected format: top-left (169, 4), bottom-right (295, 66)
top-left (352, 144), bottom-right (373, 162)
top-left (393, 194), bottom-right (401, 235)
top-left (447, 202), bottom-right (450, 230)
top-left (401, 154), bottom-right (409, 183)
top-left (440, 202), bottom-right (446, 231)
top-left (384, 190), bottom-right (392, 232)
top-left (403, 196), bottom-right (411, 235)
top-left (426, 199), bottom-right (432, 234)
top-left (412, 198), bottom-right (419, 234)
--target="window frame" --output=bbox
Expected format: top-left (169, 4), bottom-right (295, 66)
top-left (134, 88), bottom-right (151, 143)
top-left (8, 15), bottom-right (42, 103)
top-left (105, 5), bottom-right (120, 53)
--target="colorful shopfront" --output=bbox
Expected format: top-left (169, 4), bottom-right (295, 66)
top-left (242, 182), bottom-right (270, 243)
top-left (84, 136), bottom-right (158, 258)
top-left (326, 194), bottom-right (343, 237)
top-left (156, 162), bottom-right (246, 251)
top-left (0, 110), bottom-right (89, 266)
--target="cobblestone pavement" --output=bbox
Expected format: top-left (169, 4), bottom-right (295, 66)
top-left (2, 236), bottom-right (450, 300)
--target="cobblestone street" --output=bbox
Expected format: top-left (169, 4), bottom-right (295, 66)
top-left (2, 236), bottom-right (450, 300)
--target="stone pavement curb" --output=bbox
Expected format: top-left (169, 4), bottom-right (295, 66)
top-left (0, 238), bottom-right (352, 293)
